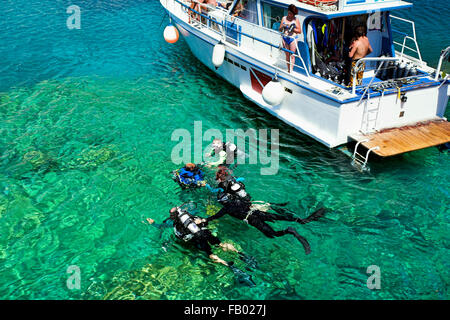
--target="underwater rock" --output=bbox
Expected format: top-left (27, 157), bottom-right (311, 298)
top-left (66, 144), bottom-right (118, 170)
top-left (206, 203), bottom-right (220, 216)
top-left (21, 149), bottom-right (58, 175)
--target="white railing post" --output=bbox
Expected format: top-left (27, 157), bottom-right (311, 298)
top-left (435, 46), bottom-right (450, 81)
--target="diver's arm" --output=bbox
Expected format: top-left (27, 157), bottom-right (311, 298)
top-left (205, 184), bottom-right (224, 193)
top-left (205, 207), bottom-right (228, 222)
top-left (209, 254), bottom-right (229, 266)
top-left (206, 153), bottom-right (226, 167)
top-left (146, 218), bottom-right (173, 229)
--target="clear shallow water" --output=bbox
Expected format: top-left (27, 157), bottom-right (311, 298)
top-left (0, 0), bottom-right (448, 299)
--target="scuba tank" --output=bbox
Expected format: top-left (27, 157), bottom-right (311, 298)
top-left (174, 209), bottom-right (202, 242)
top-left (230, 181), bottom-right (248, 199)
top-left (397, 61), bottom-right (407, 78)
top-left (380, 60), bottom-right (388, 80)
top-left (387, 61), bottom-right (395, 79)
top-left (392, 61), bottom-right (399, 79)
top-left (404, 62), bottom-right (412, 78)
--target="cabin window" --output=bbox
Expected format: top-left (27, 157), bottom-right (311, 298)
top-left (261, 2), bottom-right (287, 30)
top-left (231, 0), bottom-right (258, 24)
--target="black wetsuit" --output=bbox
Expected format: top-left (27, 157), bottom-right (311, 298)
top-left (207, 182), bottom-right (325, 254)
top-left (173, 210), bottom-right (221, 256)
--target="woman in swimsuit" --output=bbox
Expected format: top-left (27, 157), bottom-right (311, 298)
top-left (279, 4), bottom-right (302, 73)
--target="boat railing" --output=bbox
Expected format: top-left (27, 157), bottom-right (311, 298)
top-left (390, 15), bottom-right (424, 67)
top-left (435, 46), bottom-right (450, 81)
top-left (171, 0), bottom-right (310, 78)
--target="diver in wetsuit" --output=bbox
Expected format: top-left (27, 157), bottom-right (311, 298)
top-left (205, 139), bottom-right (245, 168)
top-left (172, 163), bottom-right (207, 189)
top-left (163, 206), bottom-right (241, 266)
top-left (197, 168), bottom-right (326, 255)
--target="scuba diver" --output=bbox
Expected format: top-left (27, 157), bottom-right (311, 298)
top-left (205, 139), bottom-right (245, 168)
top-left (172, 163), bottom-right (207, 189)
top-left (146, 203), bottom-right (257, 286)
top-left (197, 167), bottom-right (326, 255)
top-left (148, 204), bottom-right (248, 266)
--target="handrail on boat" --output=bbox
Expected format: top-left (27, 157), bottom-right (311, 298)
top-left (351, 57), bottom-right (399, 95)
top-left (435, 46), bottom-right (450, 81)
top-left (173, 0), bottom-right (310, 77)
top-left (390, 15), bottom-right (424, 67)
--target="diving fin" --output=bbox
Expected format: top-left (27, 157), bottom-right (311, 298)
top-left (238, 252), bottom-right (258, 270)
top-left (229, 264), bottom-right (256, 287)
top-left (287, 227), bottom-right (311, 255)
top-left (297, 207), bottom-right (326, 224)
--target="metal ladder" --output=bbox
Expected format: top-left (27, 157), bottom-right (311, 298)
top-left (351, 139), bottom-right (380, 172)
top-left (360, 90), bottom-right (383, 134)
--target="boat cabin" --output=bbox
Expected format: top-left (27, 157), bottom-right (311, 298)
top-left (217, 0), bottom-right (423, 87)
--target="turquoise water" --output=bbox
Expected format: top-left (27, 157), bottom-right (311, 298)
top-left (0, 0), bottom-right (449, 300)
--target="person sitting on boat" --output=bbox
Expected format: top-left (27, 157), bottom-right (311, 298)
top-left (279, 4), bottom-right (302, 73)
top-left (348, 25), bottom-right (373, 86)
top-left (172, 163), bottom-right (207, 188)
top-left (205, 138), bottom-right (244, 167)
top-left (196, 168), bottom-right (327, 255)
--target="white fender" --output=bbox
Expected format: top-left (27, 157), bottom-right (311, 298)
top-left (212, 43), bottom-right (225, 68)
top-left (164, 24), bottom-right (179, 44)
top-left (262, 79), bottom-right (285, 106)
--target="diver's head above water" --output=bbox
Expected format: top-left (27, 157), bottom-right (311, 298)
top-left (169, 207), bottom-right (178, 220)
top-left (185, 163), bottom-right (196, 171)
top-left (216, 165), bottom-right (231, 182)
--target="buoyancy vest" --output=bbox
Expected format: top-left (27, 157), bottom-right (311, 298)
top-left (178, 166), bottom-right (204, 185)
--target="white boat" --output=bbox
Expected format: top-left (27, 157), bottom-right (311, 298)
top-left (160, 0), bottom-right (450, 168)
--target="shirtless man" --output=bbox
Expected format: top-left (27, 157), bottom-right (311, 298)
top-left (348, 25), bottom-right (373, 86)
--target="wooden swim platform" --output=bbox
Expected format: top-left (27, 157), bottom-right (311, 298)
top-left (350, 119), bottom-right (450, 157)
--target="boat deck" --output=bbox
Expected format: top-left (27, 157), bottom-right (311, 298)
top-left (350, 120), bottom-right (450, 157)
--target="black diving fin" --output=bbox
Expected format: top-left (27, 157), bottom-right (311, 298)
top-left (238, 252), bottom-right (258, 270)
top-left (297, 207), bottom-right (327, 224)
top-left (228, 262), bottom-right (256, 287)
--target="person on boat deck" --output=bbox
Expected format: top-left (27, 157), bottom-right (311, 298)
top-left (196, 167), bottom-right (327, 255)
top-left (279, 4), bottom-right (302, 73)
top-left (148, 206), bottom-right (241, 266)
top-left (348, 25), bottom-right (373, 86)
top-left (205, 138), bottom-right (242, 167)
top-left (218, 0), bottom-right (233, 10)
top-left (190, 0), bottom-right (217, 21)
top-left (232, 0), bottom-right (245, 17)
top-left (177, 163), bottom-right (207, 187)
